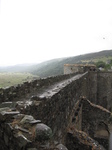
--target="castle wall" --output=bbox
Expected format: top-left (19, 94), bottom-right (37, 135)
top-left (82, 98), bottom-right (110, 149)
top-left (24, 73), bottom-right (88, 143)
top-left (64, 64), bottom-right (96, 74)
top-left (97, 72), bottom-right (112, 110)
top-left (66, 97), bottom-right (111, 150)
top-left (0, 71), bottom-right (112, 149)
top-left (86, 71), bottom-right (112, 109)
top-left (0, 72), bottom-right (88, 149)
top-left (0, 73), bottom-right (77, 103)
top-left (64, 65), bottom-right (80, 74)
top-left (87, 72), bottom-right (97, 103)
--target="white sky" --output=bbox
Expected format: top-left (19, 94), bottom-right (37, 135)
top-left (0, 0), bottom-right (112, 66)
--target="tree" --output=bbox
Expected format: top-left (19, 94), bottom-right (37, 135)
top-left (96, 61), bottom-right (106, 68)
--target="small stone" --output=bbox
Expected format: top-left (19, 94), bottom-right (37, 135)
top-left (16, 134), bottom-right (31, 148)
top-left (0, 107), bottom-right (10, 112)
top-left (13, 114), bottom-right (25, 119)
top-left (15, 125), bottom-right (31, 134)
top-left (0, 110), bottom-right (20, 121)
top-left (31, 95), bottom-right (38, 100)
top-left (39, 95), bottom-right (46, 99)
top-left (30, 120), bottom-right (41, 124)
top-left (20, 115), bottom-right (35, 124)
top-left (35, 123), bottom-right (52, 141)
top-left (1, 111), bottom-right (20, 116)
top-left (56, 144), bottom-right (68, 150)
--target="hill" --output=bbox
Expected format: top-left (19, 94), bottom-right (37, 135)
top-left (30, 50), bottom-right (112, 77)
top-left (0, 50), bottom-right (112, 77)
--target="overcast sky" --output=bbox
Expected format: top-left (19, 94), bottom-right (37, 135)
top-left (0, 0), bottom-right (112, 66)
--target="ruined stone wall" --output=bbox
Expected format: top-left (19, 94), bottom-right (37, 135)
top-left (97, 72), bottom-right (112, 110)
top-left (64, 65), bottom-right (79, 74)
top-left (24, 73), bottom-right (88, 143)
top-left (81, 98), bottom-right (111, 149)
top-left (64, 64), bottom-right (96, 74)
top-left (86, 71), bottom-right (112, 109)
top-left (66, 97), bottom-right (111, 150)
top-left (0, 108), bottom-right (54, 150)
top-left (0, 73), bottom-right (77, 103)
top-left (71, 100), bottom-right (82, 131)
top-left (87, 72), bottom-right (97, 103)
top-left (0, 71), bottom-right (112, 149)
top-left (0, 72), bottom-right (88, 150)
top-left (1, 71), bottom-right (112, 111)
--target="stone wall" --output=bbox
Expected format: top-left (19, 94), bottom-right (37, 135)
top-left (64, 65), bottom-right (79, 74)
top-left (0, 107), bottom-right (54, 150)
top-left (0, 72), bottom-right (88, 150)
top-left (97, 72), bottom-right (112, 110)
top-left (24, 73), bottom-right (88, 143)
top-left (0, 71), bottom-right (112, 149)
top-left (87, 72), bottom-right (97, 103)
top-left (66, 97), bottom-right (111, 150)
top-left (82, 98), bottom-right (111, 149)
top-left (0, 73), bottom-right (78, 103)
top-left (87, 71), bottom-right (112, 109)
top-left (64, 64), bottom-right (96, 74)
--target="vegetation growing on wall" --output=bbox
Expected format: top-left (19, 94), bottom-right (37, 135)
top-left (95, 59), bottom-right (112, 71)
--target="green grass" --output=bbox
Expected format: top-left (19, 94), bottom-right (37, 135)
top-left (80, 56), bottom-right (112, 63)
top-left (0, 73), bottom-right (39, 88)
top-left (91, 56), bottom-right (112, 63)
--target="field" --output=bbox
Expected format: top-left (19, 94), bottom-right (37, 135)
top-left (0, 73), bottom-right (39, 88)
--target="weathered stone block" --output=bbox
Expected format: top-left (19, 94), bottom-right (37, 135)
top-left (35, 123), bottom-right (52, 141)
top-left (20, 115), bottom-right (35, 124)
top-left (56, 144), bottom-right (68, 150)
top-left (15, 134), bottom-right (31, 148)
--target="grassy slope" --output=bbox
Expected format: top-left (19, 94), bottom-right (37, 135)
top-left (0, 73), bottom-right (39, 88)
top-left (31, 50), bottom-right (112, 77)
top-left (0, 50), bottom-right (112, 78)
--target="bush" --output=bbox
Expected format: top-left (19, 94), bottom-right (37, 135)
top-left (96, 61), bottom-right (106, 68)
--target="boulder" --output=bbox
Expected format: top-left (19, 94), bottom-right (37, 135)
top-left (35, 123), bottom-right (52, 141)
top-left (56, 144), bottom-right (68, 150)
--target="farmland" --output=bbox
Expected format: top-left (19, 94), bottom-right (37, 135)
top-left (0, 73), bottom-right (39, 88)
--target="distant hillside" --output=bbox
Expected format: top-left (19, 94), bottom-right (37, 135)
top-left (0, 73), bottom-right (39, 88)
top-left (31, 50), bottom-right (112, 77)
top-left (0, 64), bottom-right (36, 73)
top-left (0, 50), bottom-right (112, 77)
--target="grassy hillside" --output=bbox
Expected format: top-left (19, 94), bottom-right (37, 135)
top-left (0, 73), bottom-right (39, 88)
top-left (31, 50), bottom-right (112, 77)
top-left (0, 50), bottom-right (112, 78)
